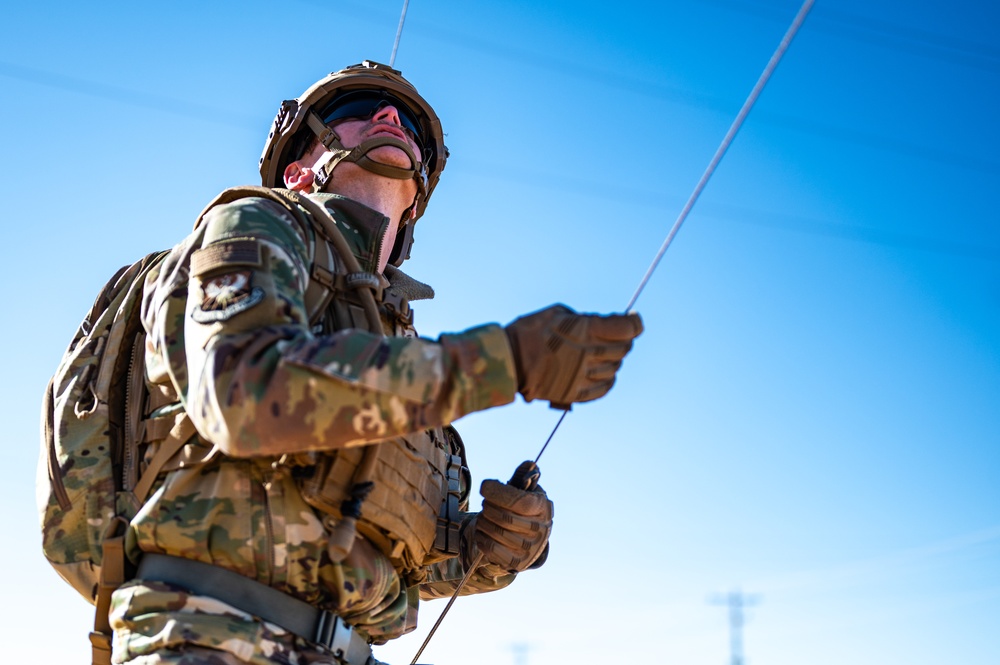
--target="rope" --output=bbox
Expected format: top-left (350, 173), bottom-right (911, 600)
top-left (390, 0), bottom-right (411, 67)
top-left (410, 1), bottom-right (815, 661)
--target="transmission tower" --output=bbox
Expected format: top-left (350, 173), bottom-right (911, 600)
top-left (509, 641), bottom-right (531, 665)
top-left (710, 589), bottom-right (760, 665)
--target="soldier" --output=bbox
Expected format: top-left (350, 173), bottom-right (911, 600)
top-left (111, 60), bottom-right (642, 664)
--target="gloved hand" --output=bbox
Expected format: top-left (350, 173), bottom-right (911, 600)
top-left (505, 304), bottom-right (643, 407)
top-left (465, 461), bottom-right (554, 575)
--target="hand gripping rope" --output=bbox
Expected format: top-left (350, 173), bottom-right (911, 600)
top-left (409, 1), bottom-right (816, 662)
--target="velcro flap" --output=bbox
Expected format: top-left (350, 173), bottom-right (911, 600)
top-left (191, 238), bottom-right (263, 277)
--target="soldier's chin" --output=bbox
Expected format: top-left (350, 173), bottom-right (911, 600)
top-left (367, 146), bottom-right (420, 171)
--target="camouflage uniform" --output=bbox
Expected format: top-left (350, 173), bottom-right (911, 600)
top-left (112, 192), bottom-right (520, 663)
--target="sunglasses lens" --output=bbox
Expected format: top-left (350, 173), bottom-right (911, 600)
top-left (322, 91), bottom-right (424, 148)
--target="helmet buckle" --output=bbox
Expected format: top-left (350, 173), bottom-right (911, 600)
top-left (317, 126), bottom-right (339, 151)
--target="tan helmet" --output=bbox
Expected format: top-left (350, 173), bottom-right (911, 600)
top-left (259, 60), bottom-right (448, 265)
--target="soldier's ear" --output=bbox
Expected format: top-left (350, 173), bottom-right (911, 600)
top-left (283, 161), bottom-right (316, 192)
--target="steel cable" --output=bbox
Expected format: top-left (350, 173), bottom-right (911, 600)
top-left (390, 0), bottom-right (411, 67)
top-left (410, 1), bottom-right (815, 662)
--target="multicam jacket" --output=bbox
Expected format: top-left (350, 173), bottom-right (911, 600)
top-left (121, 192), bottom-right (519, 646)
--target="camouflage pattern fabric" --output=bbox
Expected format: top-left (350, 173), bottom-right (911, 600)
top-left (116, 192), bottom-right (521, 659)
top-left (111, 579), bottom-right (379, 664)
top-left (142, 193), bottom-right (517, 457)
top-left (419, 529), bottom-right (517, 600)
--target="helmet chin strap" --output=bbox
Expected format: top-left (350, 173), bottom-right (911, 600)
top-left (305, 112), bottom-right (426, 214)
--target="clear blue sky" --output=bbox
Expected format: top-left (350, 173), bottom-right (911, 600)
top-left (1, 1), bottom-right (997, 663)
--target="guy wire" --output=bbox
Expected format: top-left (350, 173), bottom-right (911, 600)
top-left (390, 0), bottom-right (411, 67)
top-left (626, 0), bottom-right (815, 313)
top-left (538, 0), bottom-right (815, 460)
top-left (411, 1), bottom-right (815, 661)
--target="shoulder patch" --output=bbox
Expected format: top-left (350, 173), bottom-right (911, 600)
top-left (191, 238), bottom-right (263, 278)
top-left (192, 270), bottom-right (264, 323)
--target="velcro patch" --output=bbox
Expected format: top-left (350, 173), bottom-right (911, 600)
top-left (191, 239), bottom-right (262, 277)
top-left (192, 270), bottom-right (264, 323)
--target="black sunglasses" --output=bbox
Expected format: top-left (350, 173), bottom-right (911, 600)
top-left (320, 90), bottom-right (425, 149)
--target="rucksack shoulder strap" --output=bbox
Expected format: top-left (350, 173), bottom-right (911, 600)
top-left (131, 413), bottom-right (198, 504)
top-left (192, 187), bottom-right (385, 334)
top-left (193, 187), bottom-right (334, 326)
top-left (192, 185), bottom-right (311, 234)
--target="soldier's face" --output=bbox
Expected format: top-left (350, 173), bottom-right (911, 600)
top-left (282, 103), bottom-right (421, 207)
top-left (331, 104), bottom-right (423, 172)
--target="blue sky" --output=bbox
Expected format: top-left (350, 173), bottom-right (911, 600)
top-left (1, 1), bottom-right (997, 663)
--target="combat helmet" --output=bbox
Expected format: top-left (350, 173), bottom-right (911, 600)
top-left (259, 60), bottom-right (448, 265)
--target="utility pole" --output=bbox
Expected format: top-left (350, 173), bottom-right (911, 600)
top-left (509, 642), bottom-right (531, 665)
top-left (710, 589), bottom-right (760, 665)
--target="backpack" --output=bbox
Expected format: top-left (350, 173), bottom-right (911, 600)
top-left (38, 187), bottom-right (381, 665)
top-left (38, 248), bottom-right (197, 664)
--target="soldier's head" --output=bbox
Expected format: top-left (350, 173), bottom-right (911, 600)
top-left (259, 61), bottom-right (448, 266)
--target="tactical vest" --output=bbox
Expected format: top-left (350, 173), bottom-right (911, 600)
top-left (297, 263), bottom-right (467, 577)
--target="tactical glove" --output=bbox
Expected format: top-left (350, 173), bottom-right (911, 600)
top-left (466, 465), bottom-right (554, 575)
top-left (505, 304), bottom-right (643, 407)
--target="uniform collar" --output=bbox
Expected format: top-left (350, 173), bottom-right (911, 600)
top-left (310, 193), bottom-right (434, 301)
top-left (311, 193), bottom-right (391, 275)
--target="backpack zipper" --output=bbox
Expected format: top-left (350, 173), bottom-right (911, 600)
top-left (44, 379), bottom-right (72, 511)
top-left (122, 334), bottom-right (146, 492)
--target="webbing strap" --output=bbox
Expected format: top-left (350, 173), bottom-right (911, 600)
top-left (92, 518), bottom-right (129, 665)
top-left (89, 630), bottom-right (112, 665)
top-left (278, 191), bottom-right (385, 337)
top-left (141, 414), bottom-right (176, 443)
top-left (137, 554), bottom-right (374, 664)
top-left (304, 111), bottom-right (425, 199)
top-left (133, 414), bottom-right (197, 504)
top-left (275, 190), bottom-right (387, 564)
top-left (348, 140), bottom-right (417, 180)
top-left (193, 186), bottom-right (339, 327)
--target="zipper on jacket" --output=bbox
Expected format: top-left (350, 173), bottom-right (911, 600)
top-left (257, 471), bottom-right (276, 586)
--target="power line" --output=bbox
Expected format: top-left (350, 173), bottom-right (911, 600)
top-left (10, 51), bottom-right (993, 178)
top-left (0, 61), bottom-right (257, 129)
top-left (703, 0), bottom-right (1000, 74)
top-left (459, 161), bottom-right (1000, 263)
top-left (389, 12), bottom-right (1000, 177)
top-left (334, 0), bottom-right (1000, 84)
top-left (821, 5), bottom-right (1000, 63)
top-left (712, 204), bottom-right (1000, 263)
top-left (7, 56), bottom-right (993, 263)
top-left (6, 3), bottom-right (999, 179)
top-left (4, 9), bottom-right (996, 266)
